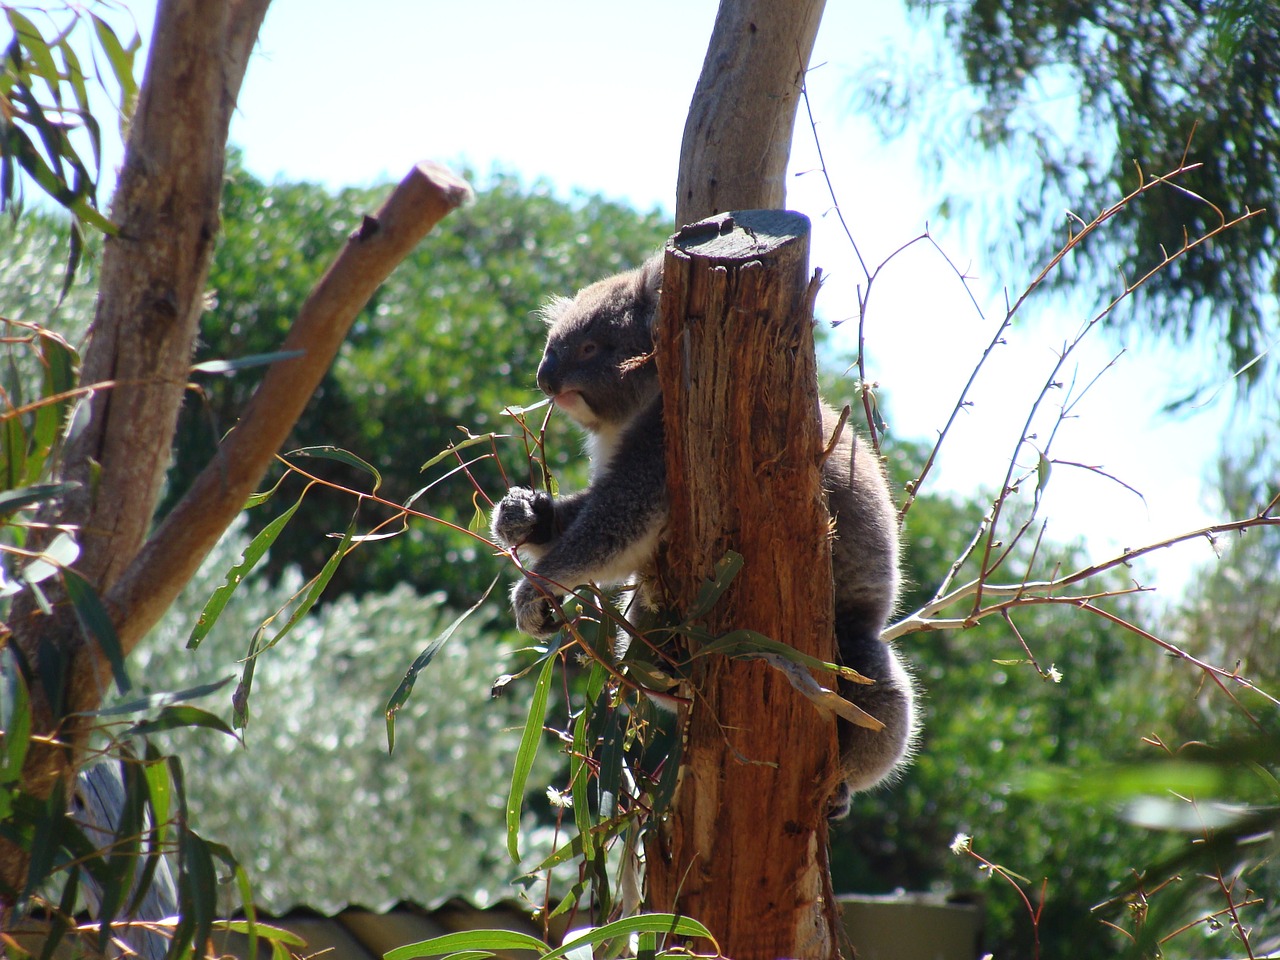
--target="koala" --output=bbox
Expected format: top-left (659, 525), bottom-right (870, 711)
top-left (491, 256), bottom-right (916, 818)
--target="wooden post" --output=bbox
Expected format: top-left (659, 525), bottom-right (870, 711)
top-left (647, 211), bottom-right (841, 959)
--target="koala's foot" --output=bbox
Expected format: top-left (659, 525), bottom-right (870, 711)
top-left (511, 576), bottom-right (561, 637)
top-left (491, 487), bottom-right (555, 550)
top-left (827, 782), bottom-right (853, 821)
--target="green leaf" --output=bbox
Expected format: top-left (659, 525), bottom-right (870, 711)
top-left (7, 11), bottom-right (58, 88)
top-left (1018, 760), bottom-right (1230, 803)
top-left (693, 628), bottom-right (847, 678)
top-left (0, 661), bottom-right (31, 786)
top-left (384, 929), bottom-right (547, 960)
top-left (62, 568), bottom-right (129, 695)
top-left (506, 650), bottom-right (557, 863)
top-left (259, 511), bottom-right (358, 653)
top-left (684, 551), bottom-right (744, 621)
top-left (127, 705), bottom-right (240, 740)
top-left (1035, 452), bottom-right (1050, 502)
top-left (284, 445), bottom-right (382, 494)
top-left (596, 706), bottom-right (626, 821)
top-left (89, 14), bottom-right (141, 122)
top-left (244, 472), bottom-right (289, 509)
top-left (419, 432), bottom-right (496, 473)
top-left (187, 492), bottom-right (305, 649)
top-left (214, 920), bottom-right (306, 948)
top-left (67, 195), bottom-right (115, 235)
top-left (190, 350), bottom-right (305, 376)
top-left (0, 482), bottom-right (79, 517)
top-left (544, 915), bottom-right (717, 960)
top-left (569, 661), bottom-right (607, 856)
top-left (385, 577), bottom-right (498, 752)
top-left (206, 841), bottom-right (263, 960)
top-left (143, 754), bottom-right (172, 848)
top-left (232, 627), bottom-right (265, 730)
top-left (86, 676), bottom-right (234, 718)
top-left (171, 829), bottom-right (218, 960)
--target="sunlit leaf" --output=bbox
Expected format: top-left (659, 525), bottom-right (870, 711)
top-left (187, 493), bottom-right (305, 649)
top-left (545, 915), bottom-right (717, 960)
top-left (284, 445), bottom-right (381, 494)
top-left (419, 432), bottom-right (497, 473)
top-left (384, 929), bottom-right (547, 960)
top-left (507, 650), bottom-right (557, 863)
top-left (190, 350), bottom-right (304, 376)
top-left (20, 531), bottom-right (79, 585)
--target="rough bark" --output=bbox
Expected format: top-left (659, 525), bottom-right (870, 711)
top-left (675, 0), bottom-right (826, 227)
top-left (647, 211), bottom-right (841, 959)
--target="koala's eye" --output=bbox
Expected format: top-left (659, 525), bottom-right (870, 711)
top-left (578, 340), bottom-right (599, 360)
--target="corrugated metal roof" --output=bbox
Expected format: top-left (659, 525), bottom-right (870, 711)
top-left (8, 899), bottom-right (565, 960)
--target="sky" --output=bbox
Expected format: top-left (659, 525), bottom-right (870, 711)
top-left (91, 0), bottom-right (1237, 598)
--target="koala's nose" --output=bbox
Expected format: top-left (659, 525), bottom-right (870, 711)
top-left (536, 350), bottom-right (560, 396)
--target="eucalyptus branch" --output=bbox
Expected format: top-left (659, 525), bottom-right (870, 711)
top-left (972, 180), bottom-right (1262, 612)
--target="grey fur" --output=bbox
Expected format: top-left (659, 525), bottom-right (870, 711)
top-left (492, 256), bottom-right (916, 817)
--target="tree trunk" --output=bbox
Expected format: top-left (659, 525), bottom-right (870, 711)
top-left (675, 0), bottom-right (826, 226)
top-left (647, 211), bottom-right (841, 959)
top-left (4, 2), bottom-right (270, 893)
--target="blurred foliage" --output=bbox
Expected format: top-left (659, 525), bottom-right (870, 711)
top-left (166, 155), bottom-right (670, 604)
top-left (126, 521), bottom-right (556, 914)
top-left (855, 0), bottom-right (1280, 398)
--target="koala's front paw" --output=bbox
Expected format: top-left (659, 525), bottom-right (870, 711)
top-left (491, 487), bottom-right (554, 550)
top-left (512, 577), bottom-right (560, 637)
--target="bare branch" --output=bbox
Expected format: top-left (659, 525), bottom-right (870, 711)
top-left (106, 163), bottom-right (471, 657)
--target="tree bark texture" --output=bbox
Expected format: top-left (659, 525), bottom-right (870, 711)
top-left (675, 0), bottom-right (826, 227)
top-left (647, 211), bottom-right (841, 959)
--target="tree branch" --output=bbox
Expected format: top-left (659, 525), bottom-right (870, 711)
top-left (107, 162), bottom-right (472, 657)
top-left (675, 0), bottom-right (825, 226)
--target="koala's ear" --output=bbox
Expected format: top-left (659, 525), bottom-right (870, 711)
top-left (635, 254), bottom-right (664, 320)
top-left (537, 295), bottom-right (573, 327)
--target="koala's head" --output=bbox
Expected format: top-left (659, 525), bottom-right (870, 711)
top-left (536, 256), bottom-right (663, 432)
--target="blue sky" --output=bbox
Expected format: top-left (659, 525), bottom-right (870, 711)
top-left (97, 0), bottom-right (1235, 597)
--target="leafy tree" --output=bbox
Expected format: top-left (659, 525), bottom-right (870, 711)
top-left (859, 0), bottom-right (1280, 394)
top-left (827, 438), bottom-right (1161, 958)
top-left (168, 157), bottom-right (669, 603)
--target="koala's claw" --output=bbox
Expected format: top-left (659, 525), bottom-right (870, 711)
top-left (491, 487), bottom-right (554, 549)
top-left (512, 578), bottom-right (560, 637)
top-left (827, 782), bottom-right (853, 821)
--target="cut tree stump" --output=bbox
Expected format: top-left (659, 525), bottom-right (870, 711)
top-left (647, 210), bottom-right (843, 960)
